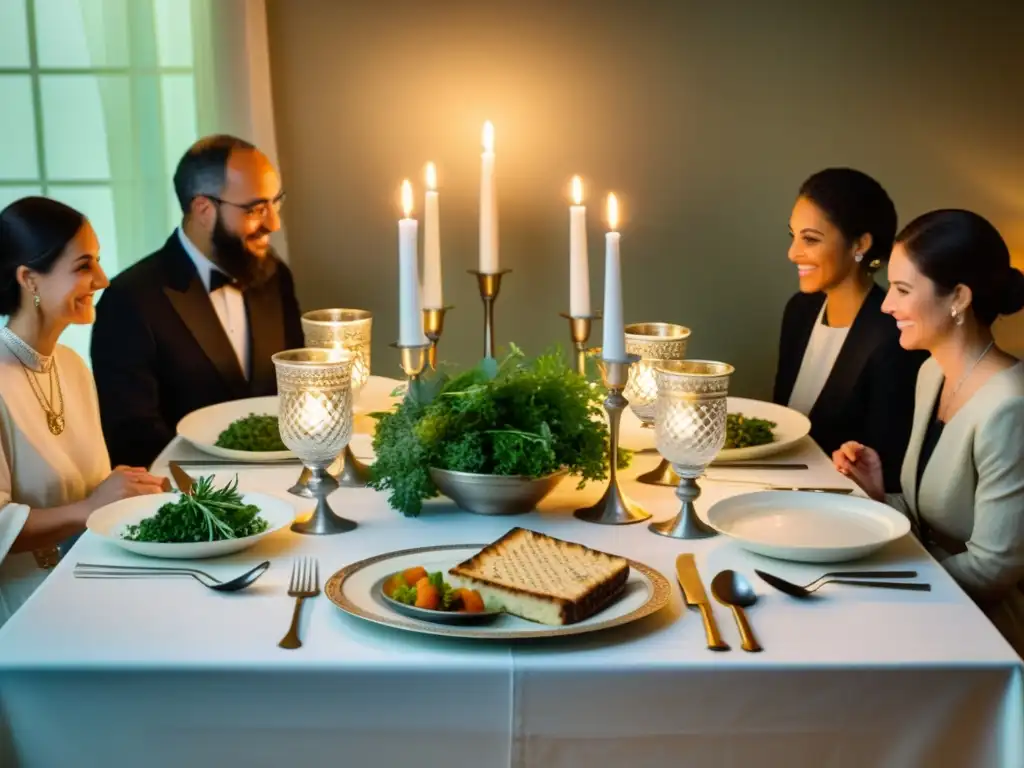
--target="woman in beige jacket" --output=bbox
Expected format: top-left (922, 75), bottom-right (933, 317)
top-left (0, 197), bottom-right (166, 626)
top-left (835, 209), bottom-right (1024, 656)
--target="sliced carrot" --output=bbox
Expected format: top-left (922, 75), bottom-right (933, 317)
top-left (403, 566), bottom-right (428, 587)
top-left (458, 588), bottom-right (485, 613)
top-left (414, 576), bottom-right (441, 610)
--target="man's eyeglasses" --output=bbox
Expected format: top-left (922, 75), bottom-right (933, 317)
top-left (203, 191), bottom-right (286, 219)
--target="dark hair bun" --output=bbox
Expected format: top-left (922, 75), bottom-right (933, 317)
top-left (1002, 268), bottom-right (1024, 317)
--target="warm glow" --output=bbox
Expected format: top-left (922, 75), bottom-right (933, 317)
top-left (425, 162), bottom-right (437, 191)
top-left (571, 176), bottom-right (583, 206)
top-left (482, 121), bottom-right (494, 153)
top-left (401, 179), bottom-right (413, 217)
top-left (607, 193), bottom-right (619, 230)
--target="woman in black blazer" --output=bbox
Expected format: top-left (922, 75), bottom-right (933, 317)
top-left (773, 168), bottom-right (926, 491)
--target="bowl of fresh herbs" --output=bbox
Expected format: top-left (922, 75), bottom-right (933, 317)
top-left (368, 344), bottom-right (628, 517)
top-left (86, 475), bottom-right (296, 558)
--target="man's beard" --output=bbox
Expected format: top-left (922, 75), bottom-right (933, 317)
top-left (210, 214), bottom-right (278, 289)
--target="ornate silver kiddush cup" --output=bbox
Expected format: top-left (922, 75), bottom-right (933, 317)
top-left (273, 348), bottom-right (357, 535)
top-left (574, 354), bottom-right (651, 525)
top-left (648, 360), bottom-right (734, 540)
top-left (300, 309), bottom-right (373, 488)
top-left (623, 322), bottom-right (692, 487)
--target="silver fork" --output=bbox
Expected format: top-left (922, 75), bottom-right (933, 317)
top-left (278, 557), bottom-right (319, 649)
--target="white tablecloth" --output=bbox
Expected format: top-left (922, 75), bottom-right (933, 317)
top-left (1, 383), bottom-right (1021, 767)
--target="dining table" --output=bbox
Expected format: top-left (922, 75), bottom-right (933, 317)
top-left (0, 376), bottom-right (1021, 768)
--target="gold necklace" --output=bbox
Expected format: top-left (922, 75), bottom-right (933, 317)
top-left (18, 361), bottom-right (65, 435)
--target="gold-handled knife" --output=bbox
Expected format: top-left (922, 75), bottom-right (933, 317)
top-left (168, 461), bottom-right (195, 496)
top-left (676, 554), bottom-right (730, 651)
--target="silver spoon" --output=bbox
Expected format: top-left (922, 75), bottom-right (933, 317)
top-left (74, 561), bottom-right (270, 592)
top-left (711, 570), bottom-right (762, 653)
top-left (755, 569), bottom-right (930, 598)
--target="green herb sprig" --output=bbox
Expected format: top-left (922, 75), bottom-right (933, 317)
top-left (122, 475), bottom-right (269, 543)
top-left (368, 343), bottom-right (629, 516)
top-left (215, 414), bottom-right (287, 452)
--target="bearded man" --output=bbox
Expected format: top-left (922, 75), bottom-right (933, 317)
top-left (91, 135), bottom-right (304, 468)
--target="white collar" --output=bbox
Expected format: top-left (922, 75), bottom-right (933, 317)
top-left (177, 227), bottom-right (229, 292)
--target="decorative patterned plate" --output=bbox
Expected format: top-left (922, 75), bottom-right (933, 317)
top-left (325, 544), bottom-right (671, 640)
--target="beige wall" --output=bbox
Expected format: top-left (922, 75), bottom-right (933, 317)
top-left (265, 0), bottom-right (1024, 397)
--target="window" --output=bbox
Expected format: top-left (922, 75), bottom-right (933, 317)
top-left (0, 0), bottom-right (202, 360)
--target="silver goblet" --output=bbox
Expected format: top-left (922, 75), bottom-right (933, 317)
top-left (648, 360), bottom-right (734, 540)
top-left (300, 309), bottom-right (372, 487)
top-left (622, 322), bottom-right (691, 487)
top-left (273, 348), bottom-right (357, 535)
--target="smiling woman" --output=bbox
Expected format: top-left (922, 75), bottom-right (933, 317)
top-left (773, 168), bottom-right (927, 492)
top-left (0, 196), bottom-right (167, 627)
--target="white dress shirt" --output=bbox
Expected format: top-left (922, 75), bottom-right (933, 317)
top-left (787, 302), bottom-right (849, 416)
top-left (177, 227), bottom-right (250, 379)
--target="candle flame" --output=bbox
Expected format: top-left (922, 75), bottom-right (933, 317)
top-left (571, 176), bottom-right (583, 205)
top-left (425, 162), bottom-right (437, 190)
top-left (482, 121), bottom-right (494, 152)
top-left (401, 179), bottom-right (413, 217)
top-left (607, 193), bottom-right (619, 231)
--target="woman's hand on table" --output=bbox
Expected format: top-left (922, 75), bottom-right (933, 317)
top-left (833, 442), bottom-right (885, 502)
top-left (85, 466), bottom-right (169, 514)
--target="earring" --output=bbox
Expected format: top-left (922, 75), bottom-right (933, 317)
top-left (952, 307), bottom-right (964, 326)
top-left (854, 253), bottom-right (864, 263)
top-left (33, 293), bottom-right (40, 309)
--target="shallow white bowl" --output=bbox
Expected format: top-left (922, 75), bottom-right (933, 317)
top-left (86, 491), bottom-right (296, 559)
top-left (705, 490), bottom-right (911, 563)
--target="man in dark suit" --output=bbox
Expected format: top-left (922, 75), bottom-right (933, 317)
top-left (91, 135), bottom-right (304, 468)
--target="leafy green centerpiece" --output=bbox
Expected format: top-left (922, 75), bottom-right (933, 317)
top-left (369, 344), bottom-right (626, 516)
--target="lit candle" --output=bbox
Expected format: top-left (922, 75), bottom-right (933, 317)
top-left (569, 175), bottom-right (590, 317)
top-left (422, 162), bottom-right (443, 308)
top-left (602, 193), bottom-right (625, 360)
top-left (398, 180), bottom-right (425, 345)
top-left (479, 121), bottom-right (499, 273)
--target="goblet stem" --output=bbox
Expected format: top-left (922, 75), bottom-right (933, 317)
top-left (637, 458), bottom-right (680, 486)
top-left (289, 463), bottom-right (357, 535)
top-left (336, 445), bottom-right (371, 487)
top-left (648, 473), bottom-right (717, 539)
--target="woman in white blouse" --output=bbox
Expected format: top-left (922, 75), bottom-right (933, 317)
top-left (0, 197), bottom-right (166, 625)
top-left (835, 209), bottom-right (1024, 655)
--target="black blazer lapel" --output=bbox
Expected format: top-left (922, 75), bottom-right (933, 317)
top-left (808, 284), bottom-right (888, 425)
top-left (160, 236), bottom-right (248, 395)
top-left (245, 269), bottom-right (287, 393)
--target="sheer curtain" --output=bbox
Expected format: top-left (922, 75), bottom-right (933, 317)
top-left (0, 0), bottom-right (282, 361)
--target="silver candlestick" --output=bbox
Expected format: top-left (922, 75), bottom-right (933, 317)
top-left (574, 354), bottom-right (651, 525)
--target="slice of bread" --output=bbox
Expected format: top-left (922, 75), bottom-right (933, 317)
top-left (448, 528), bottom-right (629, 625)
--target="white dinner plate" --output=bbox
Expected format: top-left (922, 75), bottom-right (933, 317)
top-left (705, 490), bottom-right (911, 563)
top-left (716, 397), bottom-right (811, 462)
top-left (175, 376), bottom-right (404, 462)
top-left (619, 396), bottom-right (811, 462)
top-left (86, 491), bottom-right (296, 559)
top-left (325, 544), bottom-right (671, 640)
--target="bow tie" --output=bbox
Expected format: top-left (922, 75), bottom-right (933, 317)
top-left (209, 270), bottom-right (237, 293)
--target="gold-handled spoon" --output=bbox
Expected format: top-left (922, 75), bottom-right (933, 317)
top-left (711, 570), bottom-right (762, 653)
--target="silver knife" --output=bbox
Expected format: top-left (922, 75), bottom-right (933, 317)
top-left (704, 476), bottom-right (853, 494)
top-left (708, 462), bottom-right (808, 470)
top-left (676, 554), bottom-right (730, 651)
top-left (168, 461), bottom-right (194, 495)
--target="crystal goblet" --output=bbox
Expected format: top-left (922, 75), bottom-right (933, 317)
top-left (648, 359), bottom-right (734, 539)
top-left (623, 322), bottom-right (691, 487)
top-left (273, 348), bottom-right (357, 535)
top-left (300, 309), bottom-right (372, 487)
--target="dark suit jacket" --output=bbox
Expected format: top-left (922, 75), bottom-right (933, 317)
top-left (91, 234), bottom-right (304, 468)
top-left (773, 284), bottom-right (927, 492)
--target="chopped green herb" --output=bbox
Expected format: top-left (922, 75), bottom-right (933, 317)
top-left (215, 414), bottom-right (287, 452)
